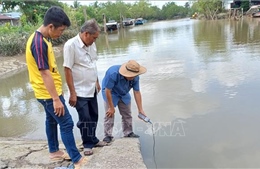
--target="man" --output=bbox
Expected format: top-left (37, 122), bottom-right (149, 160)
top-left (63, 19), bottom-right (107, 156)
top-left (25, 6), bottom-right (86, 169)
top-left (102, 60), bottom-right (147, 143)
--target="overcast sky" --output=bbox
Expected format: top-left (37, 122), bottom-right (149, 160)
top-left (60, 1), bottom-right (189, 8)
top-left (60, 1), bottom-right (233, 9)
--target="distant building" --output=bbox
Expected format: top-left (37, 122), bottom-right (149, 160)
top-left (0, 14), bottom-right (20, 26)
top-left (231, 0), bottom-right (260, 8)
top-left (3, 12), bottom-right (21, 19)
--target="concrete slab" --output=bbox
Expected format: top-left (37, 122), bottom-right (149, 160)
top-left (0, 137), bottom-right (147, 169)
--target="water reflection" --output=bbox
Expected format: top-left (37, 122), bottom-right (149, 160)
top-left (2, 18), bottom-right (260, 168)
top-left (0, 70), bottom-right (37, 137)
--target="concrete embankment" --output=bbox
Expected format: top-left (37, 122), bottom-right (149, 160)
top-left (0, 137), bottom-right (147, 169)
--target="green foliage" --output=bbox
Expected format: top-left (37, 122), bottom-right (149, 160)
top-left (185, 2), bottom-right (190, 9)
top-left (51, 28), bottom-right (78, 46)
top-left (148, 6), bottom-right (162, 20)
top-left (161, 2), bottom-right (189, 19)
top-left (240, 1), bottom-right (250, 12)
top-left (0, 34), bottom-right (27, 56)
top-left (72, 0), bottom-right (81, 8)
top-left (130, 0), bottom-right (152, 19)
top-left (0, 0), bottom-right (209, 56)
top-left (196, 0), bottom-right (224, 20)
top-left (190, 2), bottom-right (200, 15)
top-left (1, 0), bottom-right (63, 24)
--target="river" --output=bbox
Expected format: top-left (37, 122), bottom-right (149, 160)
top-left (1, 18), bottom-right (260, 168)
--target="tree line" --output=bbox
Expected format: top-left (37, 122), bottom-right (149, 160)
top-left (0, 0), bottom-right (192, 27)
top-left (0, 0), bottom-right (240, 56)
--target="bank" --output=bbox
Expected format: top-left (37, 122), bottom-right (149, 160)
top-left (0, 137), bottom-right (146, 169)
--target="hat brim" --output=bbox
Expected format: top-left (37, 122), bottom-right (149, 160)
top-left (119, 63), bottom-right (147, 77)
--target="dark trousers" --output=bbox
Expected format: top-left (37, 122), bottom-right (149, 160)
top-left (75, 94), bottom-right (99, 149)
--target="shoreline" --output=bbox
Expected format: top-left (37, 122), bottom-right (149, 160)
top-left (0, 137), bottom-right (147, 169)
top-left (0, 45), bottom-right (63, 79)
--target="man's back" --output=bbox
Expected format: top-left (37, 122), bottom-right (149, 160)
top-left (102, 65), bottom-right (139, 106)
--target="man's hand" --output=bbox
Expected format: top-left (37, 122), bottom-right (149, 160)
top-left (106, 107), bottom-right (115, 118)
top-left (69, 94), bottom-right (77, 107)
top-left (53, 99), bottom-right (65, 117)
top-left (96, 81), bottom-right (101, 93)
top-left (139, 110), bottom-right (146, 116)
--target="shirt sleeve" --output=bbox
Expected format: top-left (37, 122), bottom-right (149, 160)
top-left (63, 41), bottom-right (75, 69)
top-left (132, 76), bottom-right (140, 91)
top-left (31, 33), bottom-right (49, 70)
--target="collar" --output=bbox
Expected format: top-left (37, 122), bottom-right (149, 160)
top-left (77, 33), bottom-right (86, 49)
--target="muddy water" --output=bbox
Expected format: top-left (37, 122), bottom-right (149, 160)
top-left (2, 18), bottom-right (260, 168)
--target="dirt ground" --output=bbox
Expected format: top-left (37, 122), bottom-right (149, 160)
top-left (0, 45), bottom-right (63, 63)
top-left (0, 53), bottom-right (26, 62)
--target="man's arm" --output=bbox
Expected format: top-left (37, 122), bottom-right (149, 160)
top-left (40, 69), bottom-right (64, 116)
top-left (64, 67), bottom-right (77, 107)
top-left (96, 78), bottom-right (101, 93)
top-left (105, 88), bottom-right (115, 117)
top-left (133, 90), bottom-right (146, 116)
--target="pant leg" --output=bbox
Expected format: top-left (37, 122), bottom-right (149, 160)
top-left (38, 95), bottom-right (82, 163)
top-left (39, 100), bottom-right (59, 153)
top-left (103, 101), bottom-right (115, 137)
top-left (76, 96), bottom-right (99, 149)
top-left (117, 99), bottom-right (133, 136)
top-left (88, 93), bottom-right (99, 144)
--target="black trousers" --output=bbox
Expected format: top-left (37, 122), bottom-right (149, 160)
top-left (75, 94), bottom-right (99, 149)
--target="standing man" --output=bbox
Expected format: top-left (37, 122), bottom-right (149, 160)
top-left (26, 6), bottom-right (86, 168)
top-left (102, 60), bottom-right (147, 143)
top-left (63, 19), bottom-right (107, 156)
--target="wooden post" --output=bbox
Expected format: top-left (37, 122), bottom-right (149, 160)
top-left (83, 6), bottom-right (87, 22)
top-left (103, 14), bottom-right (107, 33)
top-left (120, 13), bottom-right (124, 28)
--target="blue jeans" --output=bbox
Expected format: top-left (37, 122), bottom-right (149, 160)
top-left (76, 95), bottom-right (99, 149)
top-left (37, 95), bottom-right (82, 163)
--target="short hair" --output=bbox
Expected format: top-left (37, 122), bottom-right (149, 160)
top-left (80, 19), bottom-right (100, 34)
top-left (43, 6), bottom-right (71, 28)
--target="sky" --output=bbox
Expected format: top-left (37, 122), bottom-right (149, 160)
top-left (61, 0), bottom-right (234, 9)
top-left (60, 0), bottom-right (189, 8)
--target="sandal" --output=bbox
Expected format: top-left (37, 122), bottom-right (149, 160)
top-left (50, 151), bottom-right (71, 161)
top-left (124, 132), bottom-right (140, 138)
top-left (83, 148), bottom-right (93, 156)
top-left (103, 136), bottom-right (113, 143)
top-left (69, 156), bottom-right (88, 169)
top-left (94, 141), bottom-right (109, 147)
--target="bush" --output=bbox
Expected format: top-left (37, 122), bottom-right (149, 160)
top-left (51, 28), bottom-right (79, 46)
top-left (0, 34), bottom-right (27, 56)
top-left (0, 27), bottom-right (78, 56)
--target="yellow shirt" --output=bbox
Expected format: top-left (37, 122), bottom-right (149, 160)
top-left (26, 31), bottom-right (62, 99)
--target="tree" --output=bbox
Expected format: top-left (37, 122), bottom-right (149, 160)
top-left (130, 0), bottom-right (152, 18)
top-left (161, 2), bottom-right (189, 19)
top-left (72, 0), bottom-right (81, 9)
top-left (185, 2), bottom-right (190, 8)
top-left (240, 1), bottom-right (250, 12)
top-left (196, 0), bottom-right (224, 20)
top-left (1, 0), bottom-right (62, 24)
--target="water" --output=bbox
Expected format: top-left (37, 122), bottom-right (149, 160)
top-left (2, 18), bottom-right (260, 168)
